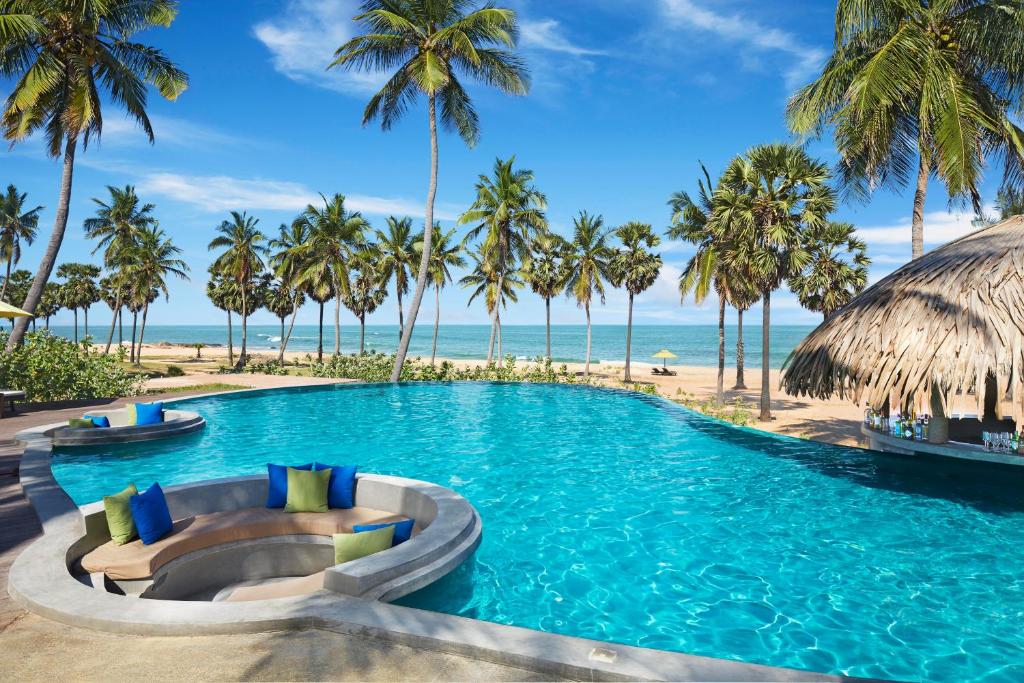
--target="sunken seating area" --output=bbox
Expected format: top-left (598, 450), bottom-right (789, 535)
top-left (80, 506), bottom-right (418, 581)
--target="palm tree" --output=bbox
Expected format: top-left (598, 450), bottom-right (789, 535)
top-left (995, 186), bottom-right (1024, 220)
top-left (1, 0), bottom-right (188, 351)
top-left (295, 194), bottom-right (368, 357)
top-left (37, 282), bottom-right (60, 330)
top-left (265, 281), bottom-right (304, 363)
top-left (790, 222), bottom-right (870, 321)
top-left (208, 211), bottom-right (268, 369)
top-left (206, 273), bottom-right (239, 366)
top-left (127, 226), bottom-right (188, 364)
top-left (99, 274), bottom-right (129, 349)
top-left (729, 282), bottom-right (759, 391)
top-left (524, 233), bottom-right (568, 360)
top-left (375, 216), bottom-right (416, 343)
top-left (459, 157), bottom-right (547, 363)
top-left (331, 0), bottom-right (529, 381)
top-left (0, 185), bottom-right (41, 300)
top-left (414, 224), bottom-right (466, 365)
top-left (1, 269), bottom-right (31, 330)
top-left (610, 222), bottom-right (662, 383)
top-left (55, 263), bottom-right (100, 342)
top-left (270, 220), bottom-right (312, 362)
top-left (787, 1), bottom-right (1024, 260)
top-left (714, 144), bottom-right (835, 421)
top-left (460, 245), bottom-right (523, 360)
top-left (343, 255), bottom-right (388, 355)
top-left (84, 185), bottom-right (157, 353)
top-left (669, 164), bottom-right (735, 401)
top-left (564, 212), bottom-right (614, 377)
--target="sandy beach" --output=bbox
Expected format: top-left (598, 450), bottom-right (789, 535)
top-left (131, 341), bottom-right (869, 449)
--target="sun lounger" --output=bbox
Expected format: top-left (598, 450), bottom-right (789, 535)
top-left (652, 367), bottom-right (664, 375)
top-left (662, 369), bottom-right (678, 377)
top-left (0, 390), bottom-right (25, 418)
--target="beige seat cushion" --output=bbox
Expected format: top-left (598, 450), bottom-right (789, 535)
top-left (81, 507), bottom-right (410, 580)
top-left (222, 571), bottom-right (327, 602)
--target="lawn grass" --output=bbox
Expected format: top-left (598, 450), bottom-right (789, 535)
top-left (145, 383), bottom-right (249, 396)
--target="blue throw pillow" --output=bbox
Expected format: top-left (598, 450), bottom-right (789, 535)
top-left (314, 463), bottom-right (357, 509)
top-left (354, 519), bottom-right (415, 546)
top-left (266, 463), bottom-right (314, 508)
top-left (134, 402), bottom-right (164, 426)
top-left (83, 415), bottom-right (110, 428)
top-left (129, 483), bottom-right (173, 545)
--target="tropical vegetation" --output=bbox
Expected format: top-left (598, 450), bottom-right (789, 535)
top-left (0, 184), bottom-right (40, 300)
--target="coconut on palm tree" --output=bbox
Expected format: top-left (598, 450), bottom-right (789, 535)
top-left (1, 0), bottom-right (188, 351)
top-left (788, 0), bottom-right (1024, 260)
top-left (343, 253), bottom-right (388, 355)
top-left (331, 0), bottom-right (529, 381)
top-left (610, 222), bottom-right (662, 383)
top-left (564, 212), bottom-right (613, 377)
top-left (375, 216), bottom-right (416, 343)
top-left (0, 185), bottom-right (41, 300)
top-left (460, 244), bottom-right (523, 361)
top-left (84, 185), bottom-right (158, 353)
top-left (790, 222), bottom-right (870, 321)
top-left (459, 157), bottom-right (547, 363)
top-left (524, 232), bottom-right (568, 361)
top-left (208, 212), bottom-right (268, 369)
top-left (714, 144), bottom-right (835, 421)
top-left (414, 223), bottom-right (466, 365)
top-left (126, 226), bottom-right (188, 364)
top-left (295, 195), bottom-right (368, 357)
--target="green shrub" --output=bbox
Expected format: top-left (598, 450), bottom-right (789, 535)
top-left (308, 353), bottom-right (587, 385)
top-left (672, 389), bottom-right (754, 426)
top-left (0, 331), bottom-right (145, 401)
top-left (165, 364), bottom-right (185, 377)
top-left (245, 359), bottom-right (290, 376)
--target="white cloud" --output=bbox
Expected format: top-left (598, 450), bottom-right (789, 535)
top-left (520, 19), bottom-right (605, 57)
top-left (856, 209), bottom-right (982, 246)
top-left (135, 172), bottom-right (458, 220)
top-left (97, 115), bottom-right (246, 149)
top-left (253, 0), bottom-right (385, 94)
top-left (659, 0), bottom-right (826, 88)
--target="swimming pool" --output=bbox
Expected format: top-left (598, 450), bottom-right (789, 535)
top-left (51, 383), bottom-right (1024, 682)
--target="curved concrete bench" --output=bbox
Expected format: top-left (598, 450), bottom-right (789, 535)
top-left (52, 408), bottom-right (205, 446)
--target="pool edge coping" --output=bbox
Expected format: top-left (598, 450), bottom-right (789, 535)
top-left (10, 387), bottom-right (879, 683)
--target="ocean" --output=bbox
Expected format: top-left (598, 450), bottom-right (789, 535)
top-left (42, 323), bottom-right (816, 368)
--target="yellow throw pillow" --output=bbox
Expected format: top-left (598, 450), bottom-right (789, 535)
top-left (333, 526), bottom-right (395, 565)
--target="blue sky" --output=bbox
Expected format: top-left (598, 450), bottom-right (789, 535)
top-left (4, 0), bottom-right (996, 328)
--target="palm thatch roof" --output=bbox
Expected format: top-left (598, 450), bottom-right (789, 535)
top-left (782, 216), bottom-right (1024, 424)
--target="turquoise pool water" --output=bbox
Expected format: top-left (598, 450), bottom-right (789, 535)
top-left (52, 384), bottom-right (1024, 682)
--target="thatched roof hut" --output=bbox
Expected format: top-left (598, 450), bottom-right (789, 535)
top-left (782, 216), bottom-right (1024, 427)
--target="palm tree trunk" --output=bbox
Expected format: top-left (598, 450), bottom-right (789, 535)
top-left (73, 309), bottom-right (79, 343)
top-left (279, 317), bottom-right (286, 361)
top-left (317, 301), bottom-right (324, 363)
top-left (391, 92), bottom-right (438, 383)
top-left (45, 315), bottom-right (50, 330)
top-left (624, 292), bottom-right (634, 383)
top-left (130, 310), bottom-right (138, 363)
top-left (396, 287), bottom-right (404, 343)
top-left (717, 296), bottom-right (725, 402)
top-left (545, 297), bottom-right (552, 360)
top-left (759, 290), bottom-right (772, 422)
top-left (280, 300), bottom-right (300, 363)
top-left (104, 296), bottom-right (121, 354)
top-left (497, 310), bottom-right (503, 361)
top-left (431, 285), bottom-right (440, 366)
top-left (226, 310), bottom-right (234, 366)
top-left (584, 303), bottom-right (592, 377)
top-left (136, 302), bottom-right (149, 366)
top-left (734, 308), bottom-right (747, 389)
top-left (8, 136), bottom-right (77, 351)
top-left (912, 151), bottom-right (929, 260)
top-left (359, 313), bottom-right (366, 354)
top-left (238, 283), bottom-right (248, 369)
top-left (118, 308), bottom-right (123, 346)
top-left (1, 256), bottom-right (11, 300)
top-left (333, 293), bottom-right (342, 356)
top-left (486, 317), bottom-right (496, 364)
top-left (84, 306), bottom-right (89, 339)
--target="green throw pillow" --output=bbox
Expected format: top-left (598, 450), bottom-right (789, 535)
top-left (103, 483), bottom-right (139, 545)
top-left (284, 466), bottom-right (332, 513)
top-left (68, 418), bottom-right (96, 429)
top-left (333, 526), bottom-right (395, 565)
